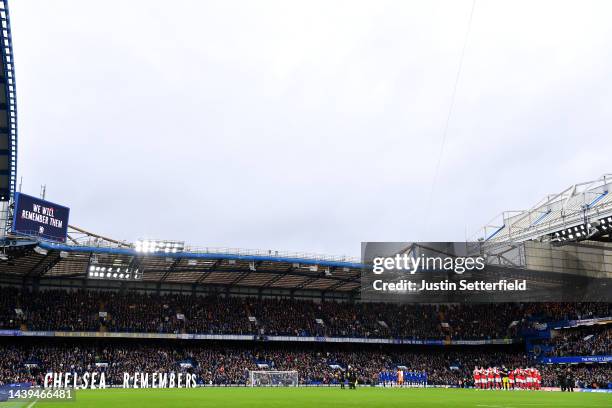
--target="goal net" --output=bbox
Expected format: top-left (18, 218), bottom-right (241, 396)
top-left (249, 370), bottom-right (299, 387)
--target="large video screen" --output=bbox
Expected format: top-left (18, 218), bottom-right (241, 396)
top-left (11, 192), bottom-right (70, 242)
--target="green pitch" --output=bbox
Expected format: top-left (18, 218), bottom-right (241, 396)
top-left (3, 387), bottom-right (611, 408)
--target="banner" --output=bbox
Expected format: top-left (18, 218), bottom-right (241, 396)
top-left (540, 355), bottom-right (611, 364)
top-left (0, 329), bottom-right (518, 345)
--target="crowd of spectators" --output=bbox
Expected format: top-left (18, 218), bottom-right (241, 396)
top-left (1, 287), bottom-right (609, 340)
top-left (0, 342), bottom-right (609, 389)
top-left (1, 286), bottom-right (609, 390)
top-left (521, 303), bottom-right (611, 323)
top-left (542, 325), bottom-right (611, 357)
top-left (539, 364), bottom-right (610, 389)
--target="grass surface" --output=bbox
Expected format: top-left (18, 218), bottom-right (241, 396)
top-left (2, 387), bottom-right (610, 408)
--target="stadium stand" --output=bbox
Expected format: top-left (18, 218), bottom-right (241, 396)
top-left (0, 341), bottom-right (537, 386)
top-left (0, 341), bottom-right (609, 389)
top-left (541, 325), bottom-right (611, 357)
top-left (1, 287), bottom-right (610, 340)
top-left (0, 285), bottom-right (610, 389)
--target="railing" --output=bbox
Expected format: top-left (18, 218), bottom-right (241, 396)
top-left (487, 200), bottom-right (612, 243)
top-left (183, 246), bottom-right (359, 263)
top-left (33, 234), bottom-right (362, 265)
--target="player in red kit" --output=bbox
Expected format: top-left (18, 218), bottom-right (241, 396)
top-left (480, 367), bottom-right (486, 389)
top-left (487, 368), bottom-right (494, 390)
top-left (494, 368), bottom-right (502, 389)
top-left (514, 368), bottom-right (522, 389)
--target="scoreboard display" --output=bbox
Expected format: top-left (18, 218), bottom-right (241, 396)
top-left (11, 192), bottom-right (70, 242)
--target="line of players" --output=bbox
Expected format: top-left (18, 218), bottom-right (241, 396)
top-left (378, 369), bottom-right (428, 387)
top-left (473, 366), bottom-right (541, 390)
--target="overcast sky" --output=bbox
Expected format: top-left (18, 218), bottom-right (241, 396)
top-left (9, 0), bottom-right (612, 257)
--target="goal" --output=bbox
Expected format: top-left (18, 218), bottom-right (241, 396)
top-left (249, 370), bottom-right (299, 387)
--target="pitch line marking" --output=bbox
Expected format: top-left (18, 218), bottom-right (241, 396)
top-left (476, 405), bottom-right (516, 408)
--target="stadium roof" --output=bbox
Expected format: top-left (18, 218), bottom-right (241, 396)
top-left (479, 173), bottom-right (612, 244)
top-left (0, 0), bottom-right (362, 294)
top-left (0, 0), bottom-right (17, 202)
top-left (0, 226), bottom-right (363, 293)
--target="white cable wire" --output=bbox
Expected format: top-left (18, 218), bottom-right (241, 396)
top-left (425, 0), bottom-right (477, 224)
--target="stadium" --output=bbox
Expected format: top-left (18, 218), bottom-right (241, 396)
top-left (0, 0), bottom-right (611, 407)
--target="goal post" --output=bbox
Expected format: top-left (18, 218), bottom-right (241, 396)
top-left (249, 370), bottom-right (299, 387)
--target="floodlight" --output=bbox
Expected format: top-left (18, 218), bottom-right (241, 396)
top-left (134, 239), bottom-right (184, 254)
top-left (87, 263), bottom-right (141, 281)
top-left (33, 246), bottom-right (48, 256)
